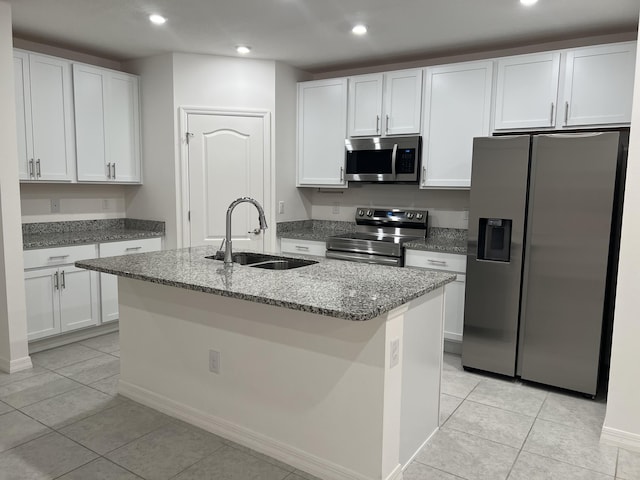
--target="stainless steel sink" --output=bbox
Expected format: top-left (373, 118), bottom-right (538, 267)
top-left (249, 259), bottom-right (317, 270)
top-left (207, 251), bottom-right (317, 270)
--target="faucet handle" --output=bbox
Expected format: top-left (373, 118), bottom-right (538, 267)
top-left (218, 238), bottom-right (226, 252)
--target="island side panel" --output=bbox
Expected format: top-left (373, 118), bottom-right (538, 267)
top-left (116, 277), bottom-right (402, 480)
top-left (399, 288), bottom-right (445, 467)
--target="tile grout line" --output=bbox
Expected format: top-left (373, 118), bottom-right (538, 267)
top-left (164, 443), bottom-right (229, 480)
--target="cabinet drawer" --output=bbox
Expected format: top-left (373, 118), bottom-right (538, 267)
top-left (405, 250), bottom-right (466, 273)
top-left (24, 244), bottom-right (98, 269)
top-left (280, 238), bottom-right (326, 257)
top-left (99, 237), bottom-right (162, 257)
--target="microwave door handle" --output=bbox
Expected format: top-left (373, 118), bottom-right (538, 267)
top-left (391, 143), bottom-right (398, 179)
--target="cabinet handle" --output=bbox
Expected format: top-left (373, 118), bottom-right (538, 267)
top-left (340, 166), bottom-right (344, 182)
top-left (36, 159), bottom-right (41, 178)
top-left (550, 102), bottom-right (555, 126)
top-left (48, 255), bottom-right (70, 260)
top-left (112, 163), bottom-right (116, 179)
top-left (125, 246), bottom-right (143, 251)
top-left (60, 270), bottom-right (66, 289)
top-left (386, 114), bottom-right (390, 135)
top-left (295, 245), bottom-right (310, 251)
top-left (564, 101), bottom-right (569, 125)
top-left (376, 115), bottom-right (380, 134)
top-left (53, 271), bottom-right (59, 290)
top-left (29, 159), bottom-right (34, 178)
top-left (106, 163), bottom-right (111, 178)
top-left (427, 259), bottom-right (447, 266)
top-left (248, 228), bottom-right (261, 235)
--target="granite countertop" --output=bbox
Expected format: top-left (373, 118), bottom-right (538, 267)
top-left (277, 220), bottom-right (356, 242)
top-left (23, 219), bottom-right (165, 250)
top-left (75, 246), bottom-right (455, 321)
top-left (278, 220), bottom-right (468, 255)
top-left (404, 228), bottom-right (468, 255)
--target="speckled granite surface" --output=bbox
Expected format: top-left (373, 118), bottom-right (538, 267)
top-left (276, 220), bottom-right (356, 242)
top-left (278, 221), bottom-right (467, 254)
top-left (23, 219), bottom-right (165, 249)
top-left (405, 228), bottom-right (468, 254)
top-left (76, 245), bottom-right (455, 321)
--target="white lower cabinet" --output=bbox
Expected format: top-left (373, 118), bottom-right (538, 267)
top-left (280, 238), bottom-right (326, 257)
top-left (405, 250), bottom-right (466, 343)
top-left (99, 238), bottom-right (162, 323)
top-left (24, 247), bottom-right (100, 341)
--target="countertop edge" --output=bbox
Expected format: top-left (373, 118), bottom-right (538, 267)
top-left (75, 260), bottom-right (456, 321)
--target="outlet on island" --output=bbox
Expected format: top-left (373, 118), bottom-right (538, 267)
top-left (209, 349), bottom-right (220, 374)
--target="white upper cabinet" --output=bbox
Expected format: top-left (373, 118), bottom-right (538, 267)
top-left (383, 69), bottom-right (424, 135)
top-left (560, 42), bottom-right (636, 127)
top-left (348, 69), bottom-right (422, 137)
top-left (494, 52), bottom-right (561, 130)
top-left (297, 78), bottom-right (348, 187)
top-left (348, 74), bottom-right (383, 137)
top-left (421, 61), bottom-right (493, 189)
top-left (14, 50), bottom-right (75, 182)
top-left (74, 64), bottom-right (141, 183)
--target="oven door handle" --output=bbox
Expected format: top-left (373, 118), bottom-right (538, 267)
top-left (391, 143), bottom-right (398, 179)
top-left (326, 250), bottom-right (402, 267)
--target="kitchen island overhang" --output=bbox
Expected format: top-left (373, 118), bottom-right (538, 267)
top-left (77, 247), bottom-right (455, 480)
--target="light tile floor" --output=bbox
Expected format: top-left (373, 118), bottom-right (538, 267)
top-left (0, 334), bottom-right (639, 479)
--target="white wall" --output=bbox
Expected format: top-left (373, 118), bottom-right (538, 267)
top-left (124, 54), bottom-right (177, 246)
top-left (310, 185), bottom-right (470, 229)
top-left (21, 184), bottom-right (127, 223)
top-left (0, 1), bottom-right (30, 372)
top-left (602, 29), bottom-right (640, 450)
top-left (274, 61), bottom-right (313, 222)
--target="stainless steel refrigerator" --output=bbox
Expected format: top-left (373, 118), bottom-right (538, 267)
top-left (462, 131), bottom-right (628, 396)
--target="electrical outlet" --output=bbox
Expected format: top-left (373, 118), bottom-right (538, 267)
top-left (278, 201), bottom-right (285, 214)
top-left (209, 350), bottom-right (220, 374)
top-left (102, 199), bottom-right (111, 210)
top-left (462, 210), bottom-right (469, 222)
top-left (332, 202), bottom-right (340, 214)
top-left (50, 199), bottom-right (60, 214)
top-left (390, 338), bottom-right (400, 368)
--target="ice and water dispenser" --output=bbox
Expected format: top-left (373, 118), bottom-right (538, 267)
top-left (477, 218), bottom-right (512, 262)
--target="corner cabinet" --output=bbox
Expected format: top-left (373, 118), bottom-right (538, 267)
top-left (421, 61), bottom-right (493, 189)
top-left (348, 69), bottom-right (423, 137)
top-left (561, 42), bottom-right (636, 127)
top-left (297, 78), bottom-right (348, 187)
top-left (405, 250), bottom-right (467, 345)
top-left (99, 238), bottom-right (162, 323)
top-left (74, 64), bottom-right (142, 183)
top-left (14, 50), bottom-right (75, 182)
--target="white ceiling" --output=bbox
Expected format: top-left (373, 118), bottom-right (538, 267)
top-left (8, 0), bottom-right (640, 72)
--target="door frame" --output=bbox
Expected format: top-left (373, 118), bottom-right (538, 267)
top-left (178, 106), bottom-right (274, 251)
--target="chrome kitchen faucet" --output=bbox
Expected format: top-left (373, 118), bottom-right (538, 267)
top-left (222, 197), bottom-right (268, 267)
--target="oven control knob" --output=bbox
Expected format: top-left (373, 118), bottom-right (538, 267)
top-left (358, 209), bottom-right (365, 216)
top-left (407, 212), bottom-right (415, 219)
top-left (366, 210), bottom-right (373, 217)
top-left (416, 213), bottom-right (424, 220)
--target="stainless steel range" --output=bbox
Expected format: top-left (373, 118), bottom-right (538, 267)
top-left (326, 207), bottom-right (428, 266)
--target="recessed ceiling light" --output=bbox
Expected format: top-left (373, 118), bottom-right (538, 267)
top-left (352, 24), bottom-right (368, 35)
top-left (236, 45), bottom-right (251, 54)
top-left (520, 0), bottom-right (538, 6)
top-left (149, 14), bottom-right (167, 25)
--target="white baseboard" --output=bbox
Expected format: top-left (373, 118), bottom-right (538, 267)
top-left (402, 427), bottom-right (439, 471)
top-left (119, 380), bottom-right (400, 480)
top-left (0, 355), bottom-right (33, 374)
top-left (601, 426), bottom-right (640, 452)
top-left (28, 322), bottom-right (119, 354)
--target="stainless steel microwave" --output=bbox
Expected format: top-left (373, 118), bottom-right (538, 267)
top-left (345, 136), bottom-right (421, 183)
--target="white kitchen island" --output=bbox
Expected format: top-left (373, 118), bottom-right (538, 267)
top-left (77, 247), bottom-right (454, 480)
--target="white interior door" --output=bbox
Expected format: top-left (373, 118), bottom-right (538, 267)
top-left (187, 113), bottom-right (267, 251)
